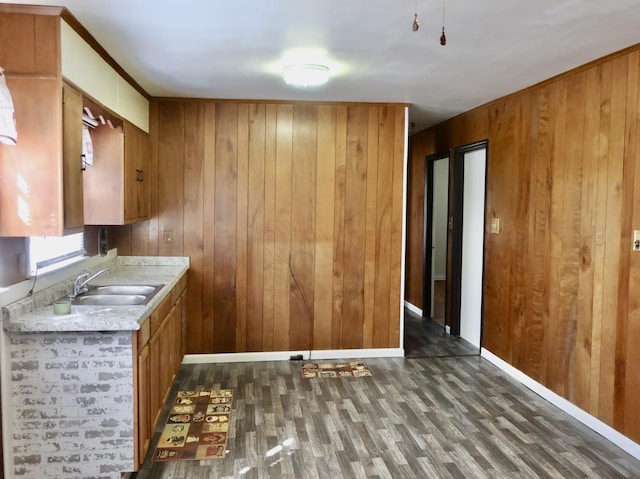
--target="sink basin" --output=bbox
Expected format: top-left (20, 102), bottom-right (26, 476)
top-left (71, 294), bottom-right (148, 306)
top-left (89, 285), bottom-right (161, 295)
top-left (67, 284), bottom-right (164, 306)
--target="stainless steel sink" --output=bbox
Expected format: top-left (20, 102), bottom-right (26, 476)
top-left (71, 294), bottom-right (148, 306)
top-left (89, 285), bottom-right (160, 295)
top-left (68, 284), bottom-right (164, 306)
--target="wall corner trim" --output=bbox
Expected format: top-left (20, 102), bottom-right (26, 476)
top-left (182, 348), bottom-right (405, 364)
top-left (481, 348), bottom-right (640, 461)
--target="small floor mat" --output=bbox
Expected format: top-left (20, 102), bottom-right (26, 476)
top-left (301, 361), bottom-right (372, 378)
top-left (152, 389), bottom-right (233, 462)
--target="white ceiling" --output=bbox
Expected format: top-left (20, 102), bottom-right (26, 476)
top-left (4, 0), bottom-right (640, 132)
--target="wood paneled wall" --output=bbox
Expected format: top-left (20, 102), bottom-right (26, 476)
top-left (114, 100), bottom-right (406, 354)
top-left (407, 44), bottom-right (640, 442)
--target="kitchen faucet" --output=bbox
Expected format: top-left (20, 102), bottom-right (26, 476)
top-left (71, 268), bottom-right (109, 298)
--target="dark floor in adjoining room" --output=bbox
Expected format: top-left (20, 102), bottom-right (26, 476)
top-left (135, 357), bottom-right (640, 479)
top-left (403, 306), bottom-right (479, 358)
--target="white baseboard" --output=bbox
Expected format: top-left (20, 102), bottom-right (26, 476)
top-left (182, 348), bottom-right (404, 364)
top-left (404, 301), bottom-right (422, 316)
top-left (481, 348), bottom-right (640, 461)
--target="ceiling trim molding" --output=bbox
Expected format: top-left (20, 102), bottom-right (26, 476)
top-left (150, 97), bottom-right (412, 108)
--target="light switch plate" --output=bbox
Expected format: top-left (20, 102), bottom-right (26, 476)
top-left (163, 230), bottom-right (173, 243)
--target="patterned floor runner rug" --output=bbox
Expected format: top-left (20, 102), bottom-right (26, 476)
top-left (301, 361), bottom-right (372, 378)
top-left (152, 389), bottom-right (233, 462)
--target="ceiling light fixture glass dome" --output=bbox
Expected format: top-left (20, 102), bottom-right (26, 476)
top-left (283, 64), bottom-right (330, 87)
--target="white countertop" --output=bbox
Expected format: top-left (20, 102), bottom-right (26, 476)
top-left (2, 256), bottom-right (189, 333)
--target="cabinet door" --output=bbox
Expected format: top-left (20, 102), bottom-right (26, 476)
top-left (0, 78), bottom-right (63, 236)
top-left (136, 342), bottom-right (151, 468)
top-left (149, 331), bottom-right (163, 429)
top-left (62, 85), bottom-right (84, 232)
top-left (123, 121), bottom-right (149, 222)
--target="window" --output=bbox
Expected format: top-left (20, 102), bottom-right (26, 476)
top-left (27, 233), bottom-right (86, 276)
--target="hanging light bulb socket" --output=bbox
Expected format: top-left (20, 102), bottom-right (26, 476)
top-left (412, 13), bottom-right (419, 32)
top-left (440, 0), bottom-right (447, 45)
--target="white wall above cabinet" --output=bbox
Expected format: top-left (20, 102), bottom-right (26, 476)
top-left (61, 21), bottom-right (149, 133)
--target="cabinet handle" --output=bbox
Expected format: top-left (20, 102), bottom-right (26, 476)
top-left (80, 154), bottom-right (86, 172)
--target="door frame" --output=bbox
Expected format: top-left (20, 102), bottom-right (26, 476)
top-left (447, 140), bottom-right (489, 338)
top-left (422, 151), bottom-right (451, 322)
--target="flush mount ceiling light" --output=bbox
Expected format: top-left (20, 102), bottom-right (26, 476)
top-left (283, 64), bottom-right (330, 87)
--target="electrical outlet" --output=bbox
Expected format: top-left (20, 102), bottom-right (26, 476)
top-left (634, 230), bottom-right (640, 251)
top-left (163, 230), bottom-right (173, 243)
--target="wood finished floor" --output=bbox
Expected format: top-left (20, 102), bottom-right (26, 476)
top-left (135, 357), bottom-right (640, 479)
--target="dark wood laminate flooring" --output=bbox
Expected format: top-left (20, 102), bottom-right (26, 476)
top-left (135, 357), bottom-right (640, 478)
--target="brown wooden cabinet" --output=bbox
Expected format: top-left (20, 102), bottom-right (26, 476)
top-left (0, 11), bottom-right (64, 236)
top-left (133, 274), bottom-right (187, 468)
top-left (83, 119), bottom-right (149, 225)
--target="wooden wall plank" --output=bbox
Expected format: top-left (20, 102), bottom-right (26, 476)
top-left (235, 104), bottom-right (249, 352)
top-left (290, 105), bottom-right (317, 350)
top-left (332, 106), bottom-right (348, 348)
top-left (590, 62), bottom-right (611, 415)
top-left (273, 105), bottom-right (293, 351)
top-left (560, 72), bottom-right (586, 405)
top-left (183, 102), bottom-right (205, 354)
top-left (598, 57), bottom-right (628, 425)
top-left (201, 103), bottom-right (216, 353)
top-left (389, 106), bottom-right (405, 347)
top-left (363, 107), bottom-right (380, 347)
top-left (247, 104), bottom-right (266, 352)
top-left (147, 101), bottom-right (160, 256)
top-left (313, 105), bottom-right (337, 350)
top-left (483, 99), bottom-right (516, 361)
top-left (577, 65), bottom-right (602, 415)
top-left (342, 106), bottom-right (369, 349)
top-left (373, 106), bottom-right (394, 347)
top-left (157, 101), bottom-right (185, 257)
top-left (510, 91), bottom-right (535, 377)
top-left (262, 104), bottom-right (277, 351)
top-left (213, 103), bottom-right (238, 353)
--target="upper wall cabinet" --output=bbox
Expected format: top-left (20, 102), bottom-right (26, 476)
top-left (83, 119), bottom-right (150, 225)
top-left (0, 11), bottom-right (66, 237)
top-left (0, 6), bottom-right (149, 236)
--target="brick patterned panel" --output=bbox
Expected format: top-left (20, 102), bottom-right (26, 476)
top-left (9, 331), bottom-right (134, 479)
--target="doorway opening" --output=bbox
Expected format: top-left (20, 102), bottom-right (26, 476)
top-left (404, 141), bottom-right (487, 358)
top-left (422, 152), bottom-right (450, 328)
top-left (448, 141), bottom-right (488, 348)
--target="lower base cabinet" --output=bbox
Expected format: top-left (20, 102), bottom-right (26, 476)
top-left (134, 274), bottom-right (187, 468)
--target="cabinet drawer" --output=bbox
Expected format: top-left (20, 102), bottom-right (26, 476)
top-left (150, 294), bottom-right (172, 336)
